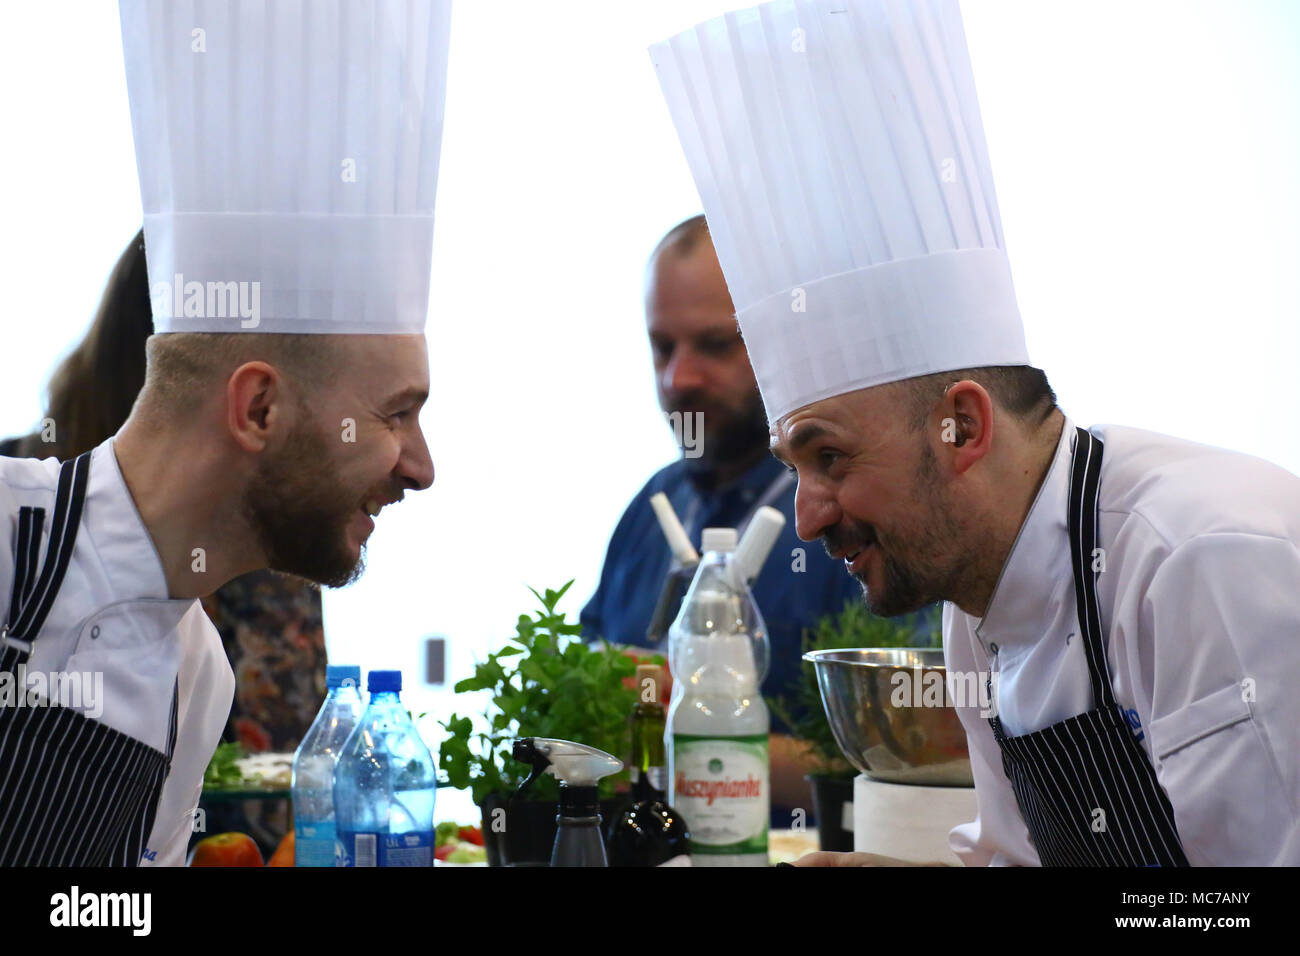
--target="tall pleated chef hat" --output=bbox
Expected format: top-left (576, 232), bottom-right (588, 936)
top-left (650, 0), bottom-right (1029, 423)
top-left (119, 0), bottom-right (452, 334)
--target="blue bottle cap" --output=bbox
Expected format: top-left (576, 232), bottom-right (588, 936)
top-left (326, 665), bottom-right (361, 690)
top-left (367, 669), bottom-right (402, 693)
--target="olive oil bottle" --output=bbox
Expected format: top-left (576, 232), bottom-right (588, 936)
top-left (606, 665), bottom-right (691, 866)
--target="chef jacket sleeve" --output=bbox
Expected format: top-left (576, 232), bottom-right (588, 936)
top-left (943, 602), bottom-right (1040, 866)
top-left (947, 725), bottom-right (1039, 866)
top-left (1144, 532), bottom-right (1300, 866)
top-left (140, 769), bottom-right (204, 867)
top-left (140, 607), bottom-right (235, 866)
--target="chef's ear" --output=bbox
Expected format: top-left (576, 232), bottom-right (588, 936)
top-left (936, 380), bottom-right (993, 474)
top-left (225, 361), bottom-right (281, 452)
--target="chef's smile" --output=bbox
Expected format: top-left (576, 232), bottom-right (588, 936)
top-left (844, 541), bottom-right (877, 575)
top-left (355, 495), bottom-right (396, 538)
top-left (820, 520), bottom-right (881, 579)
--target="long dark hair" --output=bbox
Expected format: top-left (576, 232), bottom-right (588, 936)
top-left (11, 229), bottom-right (153, 459)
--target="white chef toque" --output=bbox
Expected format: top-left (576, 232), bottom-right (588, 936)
top-left (650, 0), bottom-right (1030, 424)
top-left (119, 0), bottom-right (452, 335)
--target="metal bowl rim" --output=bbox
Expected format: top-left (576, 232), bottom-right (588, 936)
top-left (802, 647), bottom-right (946, 668)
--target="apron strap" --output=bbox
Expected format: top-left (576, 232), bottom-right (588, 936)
top-left (165, 678), bottom-right (180, 760)
top-left (5, 451), bottom-right (92, 646)
top-left (6, 506), bottom-right (45, 631)
top-left (1066, 427), bottom-right (1115, 710)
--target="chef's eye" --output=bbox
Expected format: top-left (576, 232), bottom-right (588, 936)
top-left (818, 449), bottom-right (842, 470)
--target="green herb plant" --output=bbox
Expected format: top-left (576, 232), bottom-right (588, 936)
top-left (767, 600), bottom-right (941, 780)
top-left (202, 741), bottom-right (249, 789)
top-left (439, 582), bottom-right (655, 806)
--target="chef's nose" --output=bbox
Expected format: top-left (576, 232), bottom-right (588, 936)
top-left (793, 473), bottom-right (839, 543)
top-left (400, 423), bottom-right (436, 491)
top-left (663, 346), bottom-right (707, 395)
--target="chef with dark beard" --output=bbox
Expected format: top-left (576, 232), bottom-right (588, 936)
top-left (0, 0), bottom-right (450, 866)
top-left (581, 216), bottom-right (894, 814)
top-left (652, 0), bottom-right (1300, 866)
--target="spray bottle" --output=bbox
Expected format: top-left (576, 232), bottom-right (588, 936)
top-left (512, 738), bottom-right (623, 867)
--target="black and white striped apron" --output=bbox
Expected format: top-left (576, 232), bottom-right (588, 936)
top-left (986, 427), bottom-right (1189, 867)
top-left (0, 451), bottom-right (179, 866)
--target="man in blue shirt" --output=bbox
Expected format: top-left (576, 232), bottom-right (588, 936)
top-left (581, 216), bottom-right (871, 819)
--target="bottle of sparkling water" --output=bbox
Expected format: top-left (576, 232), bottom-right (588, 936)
top-left (291, 665), bottom-right (363, 867)
top-left (666, 528), bottom-right (770, 866)
top-left (333, 670), bottom-right (436, 867)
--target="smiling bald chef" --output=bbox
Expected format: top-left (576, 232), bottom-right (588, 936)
top-left (651, 0), bottom-right (1300, 866)
top-left (0, 0), bottom-right (450, 865)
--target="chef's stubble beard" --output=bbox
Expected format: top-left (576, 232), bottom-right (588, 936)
top-left (243, 405), bottom-right (366, 589)
top-left (857, 442), bottom-right (967, 617)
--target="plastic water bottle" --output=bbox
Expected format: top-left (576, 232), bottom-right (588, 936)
top-left (666, 527), bottom-right (770, 866)
top-left (333, 670), bottom-right (437, 867)
top-left (291, 665), bottom-right (364, 867)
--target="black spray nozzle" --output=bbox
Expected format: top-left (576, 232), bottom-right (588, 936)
top-left (511, 737), bottom-right (624, 805)
top-left (512, 737), bottom-right (549, 800)
top-left (515, 739), bottom-right (599, 818)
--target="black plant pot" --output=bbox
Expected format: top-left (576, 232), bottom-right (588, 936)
top-left (480, 791), bottom-right (628, 867)
top-left (807, 774), bottom-right (856, 852)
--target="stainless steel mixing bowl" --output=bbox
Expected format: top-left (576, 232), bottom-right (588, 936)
top-left (804, 648), bottom-right (973, 786)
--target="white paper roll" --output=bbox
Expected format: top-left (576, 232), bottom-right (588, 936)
top-left (853, 773), bottom-right (977, 865)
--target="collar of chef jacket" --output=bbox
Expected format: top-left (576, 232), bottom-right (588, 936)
top-left (86, 436), bottom-right (175, 600)
top-left (12, 436), bottom-right (200, 752)
top-left (965, 416), bottom-right (1096, 737)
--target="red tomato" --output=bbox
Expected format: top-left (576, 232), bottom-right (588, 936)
top-left (435, 843), bottom-right (456, 861)
top-left (234, 717), bottom-right (272, 753)
top-left (191, 832), bottom-right (263, 867)
top-left (458, 826), bottom-right (484, 846)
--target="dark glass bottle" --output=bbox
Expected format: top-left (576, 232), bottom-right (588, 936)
top-left (607, 665), bottom-right (691, 866)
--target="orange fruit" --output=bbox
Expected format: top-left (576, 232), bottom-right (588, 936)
top-left (190, 832), bottom-right (264, 867)
top-left (267, 830), bottom-right (294, 867)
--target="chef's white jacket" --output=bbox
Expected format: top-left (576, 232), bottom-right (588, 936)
top-left (945, 418), bottom-right (1300, 866)
top-left (0, 437), bottom-right (234, 866)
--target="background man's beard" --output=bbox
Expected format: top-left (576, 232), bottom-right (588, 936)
top-left (244, 413), bottom-right (365, 589)
top-left (675, 390), bottom-right (769, 476)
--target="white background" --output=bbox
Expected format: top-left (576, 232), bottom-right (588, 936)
top-left (1, 1), bottom-right (1296, 825)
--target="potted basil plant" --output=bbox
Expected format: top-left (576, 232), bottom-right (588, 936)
top-left (438, 582), bottom-right (656, 866)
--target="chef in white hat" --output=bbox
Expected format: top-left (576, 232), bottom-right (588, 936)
top-left (0, 0), bottom-right (451, 866)
top-left (652, 0), bottom-right (1300, 866)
